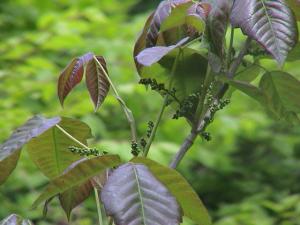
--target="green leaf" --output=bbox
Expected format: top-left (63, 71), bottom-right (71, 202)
top-left (27, 117), bottom-right (92, 179)
top-left (101, 163), bottom-right (182, 225)
top-left (0, 214), bottom-right (33, 225)
top-left (230, 0), bottom-right (298, 65)
top-left (59, 180), bottom-right (93, 221)
top-left (0, 115), bottom-right (61, 185)
top-left (131, 157), bottom-right (211, 225)
top-left (85, 56), bottom-right (110, 111)
top-left (286, 0), bottom-right (300, 21)
top-left (259, 71), bottom-right (300, 121)
top-left (32, 155), bottom-right (121, 208)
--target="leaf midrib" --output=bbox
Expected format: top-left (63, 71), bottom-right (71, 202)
top-left (52, 128), bottom-right (62, 177)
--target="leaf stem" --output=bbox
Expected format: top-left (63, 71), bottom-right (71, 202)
top-left (55, 124), bottom-right (105, 225)
top-left (227, 27), bottom-right (235, 69)
top-left (94, 188), bottom-right (104, 225)
top-left (169, 37), bottom-right (252, 169)
top-left (93, 56), bottom-right (138, 143)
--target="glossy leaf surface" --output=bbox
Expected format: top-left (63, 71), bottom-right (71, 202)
top-left (131, 157), bottom-right (211, 225)
top-left (0, 115), bottom-right (61, 185)
top-left (32, 155), bottom-right (121, 208)
top-left (230, 0), bottom-right (298, 65)
top-left (85, 56), bottom-right (110, 111)
top-left (0, 214), bottom-right (33, 225)
top-left (101, 163), bottom-right (182, 225)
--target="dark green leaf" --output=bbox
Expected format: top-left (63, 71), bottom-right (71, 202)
top-left (0, 115), bottom-right (61, 185)
top-left (131, 157), bottom-right (211, 225)
top-left (32, 155), bottom-right (121, 208)
top-left (101, 163), bottom-right (182, 225)
top-left (27, 117), bottom-right (92, 179)
top-left (57, 52), bottom-right (94, 106)
top-left (86, 56), bottom-right (110, 111)
top-left (230, 0), bottom-right (298, 65)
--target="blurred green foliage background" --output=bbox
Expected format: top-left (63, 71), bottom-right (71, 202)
top-left (1, 0), bottom-right (300, 224)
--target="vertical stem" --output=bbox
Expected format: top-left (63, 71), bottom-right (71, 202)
top-left (226, 27), bottom-right (235, 70)
top-left (94, 188), bottom-right (104, 225)
top-left (93, 56), bottom-right (138, 143)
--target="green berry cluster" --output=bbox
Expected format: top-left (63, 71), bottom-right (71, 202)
top-left (68, 146), bottom-right (107, 157)
top-left (173, 92), bottom-right (200, 119)
top-left (147, 121), bottom-right (154, 138)
top-left (131, 141), bottom-right (140, 156)
top-left (201, 131), bottom-right (212, 141)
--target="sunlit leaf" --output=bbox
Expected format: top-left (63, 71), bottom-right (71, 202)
top-left (0, 115), bottom-right (61, 185)
top-left (230, 0), bottom-right (298, 65)
top-left (57, 52), bottom-right (94, 106)
top-left (101, 163), bottom-right (182, 225)
top-left (27, 117), bottom-right (92, 179)
top-left (85, 56), bottom-right (110, 111)
top-left (32, 155), bottom-right (121, 208)
top-left (131, 157), bottom-right (211, 225)
top-left (0, 214), bottom-right (33, 225)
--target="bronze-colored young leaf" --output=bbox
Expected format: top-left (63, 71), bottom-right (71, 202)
top-left (85, 56), bottom-right (110, 111)
top-left (0, 115), bottom-right (61, 185)
top-left (57, 52), bottom-right (94, 106)
top-left (131, 157), bottom-right (211, 225)
top-left (32, 155), bottom-right (121, 208)
top-left (27, 117), bottom-right (92, 179)
top-left (101, 163), bottom-right (182, 225)
top-left (0, 214), bottom-right (33, 225)
top-left (230, 0), bottom-right (298, 65)
top-left (59, 181), bottom-right (93, 221)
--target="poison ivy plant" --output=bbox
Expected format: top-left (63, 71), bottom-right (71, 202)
top-left (0, 214), bottom-right (33, 225)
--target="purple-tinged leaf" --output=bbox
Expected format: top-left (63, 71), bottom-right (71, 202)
top-left (58, 52), bottom-right (94, 106)
top-left (205, 0), bottom-right (233, 57)
top-left (230, 0), bottom-right (298, 65)
top-left (85, 56), bottom-right (110, 111)
top-left (136, 37), bottom-right (189, 66)
top-left (101, 163), bottom-right (182, 225)
top-left (0, 214), bottom-right (33, 225)
top-left (32, 155), bottom-right (121, 208)
top-left (146, 0), bottom-right (191, 47)
top-left (0, 115), bottom-right (61, 185)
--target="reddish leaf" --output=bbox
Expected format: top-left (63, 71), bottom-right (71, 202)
top-left (85, 56), bottom-right (110, 111)
top-left (57, 52), bottom-right (94, 106)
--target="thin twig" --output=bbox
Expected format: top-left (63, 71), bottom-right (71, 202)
top-left (93, 56), bottom-right (138, 143)
top-left (94, 188), bottom-right (104, 225)
top-left (169, 37), bottom-right (252, 169)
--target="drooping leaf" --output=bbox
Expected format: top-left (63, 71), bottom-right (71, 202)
top-left (101, 163), bottom-right (182, 225)
top-left (85, 56), bottom-right (110, 111)
top-left (230, 0), bottom-right (298, 65)
top-left (205, 0), bottom-right (233, 58)
top-left (0, 115), bottom-right (61, 185)
top-left (259, 71), bottom-right (300, 121)
top-left (131, 157), bottom-right (211, 225)
top-left (136, 37), bottom-right (189, 66)
top-left (57, 52), bottom-right (94, 106)
top-left (0, 214), bottom-right (33, 225)
top-left (27, 117), bottom-right (92, 179)
top-left (286, 0), bottom-right (300, 20)
top-left (59, 181), bottom-right (93, 221)
top-left (32, 155), bottom-right (121, 208)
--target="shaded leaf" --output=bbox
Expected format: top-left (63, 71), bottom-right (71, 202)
top-left (230, 0), bottom-right (298, 65)
top-left (286, 0), bottom-right (300, 20)
top-left (136, 37), bottom-right (189, 66)
top-left (27, 117), bottom-right (92, 179)
top-left (0, 214), bottom-right (33, 225)
top-left (131, 157), bottom-right (211, 225)
top-left (57, 52), bottom-right (94, 106)
top-left (85, 56), bottom-right (110, 111)
top-left (205, 0), bottom-right (233, 57)
top-left (32, 155), bottom-right (121, 208)
top-left (0, 115), bottom-right (61, 185)
top-left (101, 163), bottom-right (182, 225)
top-left (59, 181), bottom-right (93, 221)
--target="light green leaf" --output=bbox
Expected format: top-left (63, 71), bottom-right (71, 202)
top-left (131, 157), bottom-right (211, 225)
